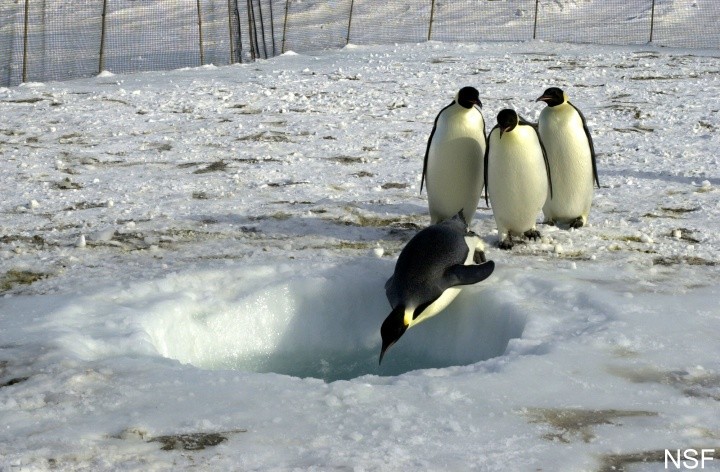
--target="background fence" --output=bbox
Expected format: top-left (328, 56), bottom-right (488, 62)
top-left (1, 0), bottom-right (719, 87)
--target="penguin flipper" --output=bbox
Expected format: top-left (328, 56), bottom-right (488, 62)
top-left (421, 101), bottom-right (454, 195)
top-left (444, 260), bottom-right (495, 287)
top-left (420, 129), bottom-right (434, 195)
top-left (483, 127), bottom-right (496, 206)
top-left (475, 104), bottom-right (487, 141)
top-left (533, 125), bottom-right (553, 200)
top-left (569, 102), bottom-right (600, 188)
top-left (384, 275), bottom-right (393, 291)
top-left (517, 118), bottom-right (553, 198)
top-left (385, 276), bottom-right (400, 308)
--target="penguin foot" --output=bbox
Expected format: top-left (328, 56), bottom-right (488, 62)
top-left (473, 249), bottom-right (487, 264)
top-left (524, 229), bottom-right (541, 241)
top-left (569, 217), bottom-right (585, 229)
top-left (498, 239), bottom-right (514, 250)
top-left (544, 219), bottom-right (556, 226)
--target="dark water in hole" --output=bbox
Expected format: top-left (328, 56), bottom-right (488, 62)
top-left (202, 348), bottom-right (479, 381)
top-left (195, 289), bottom-right (526, 382)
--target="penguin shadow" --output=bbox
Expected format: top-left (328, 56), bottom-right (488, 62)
top-left (257, 261), bottom-right (527, 382)
top-left (187, 200), bottom-right (430, 245)
top-left (601, 169), bottom-right (720, 187)
top-left (346, 201), bottom-right (429, 220)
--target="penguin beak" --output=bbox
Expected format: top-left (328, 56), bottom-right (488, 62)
top-left (536, 94), bottom-right (551, 103)
top-left (379, 307), bottom-right (408, 365)
top-left (379, 341), bottom-right (394, 365)
top-left (379, 326), bottom-right (407, 365)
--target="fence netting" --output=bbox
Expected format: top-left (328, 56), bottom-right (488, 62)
top-left (1, 0), bottom-right (718, 87)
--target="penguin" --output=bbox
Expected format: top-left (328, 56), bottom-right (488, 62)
top-left (484, 109), bottom-right (552, 250)
top-left (421, 86), bottom-right (486, 225)
top-left (379, 211), bottom-right (495, 364)
top-left (536, 87), bottom-right (599, 228)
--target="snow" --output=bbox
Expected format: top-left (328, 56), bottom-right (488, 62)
top-left (1, 37), bottom-right (720, 471)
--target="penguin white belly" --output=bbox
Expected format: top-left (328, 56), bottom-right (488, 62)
top-left (427, 109), bottom-right (486, 224)
top-left (540, 107), bottom-right (594, 224)
top-left (410, 287), bottom-right (462, 328)
top-left (488, 127), bottom-right (548, 239)
top-left (407, 234), bottom-right (483, 328)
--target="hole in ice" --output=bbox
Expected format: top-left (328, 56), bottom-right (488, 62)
top-left (141, 261), bottom-right (526, 382)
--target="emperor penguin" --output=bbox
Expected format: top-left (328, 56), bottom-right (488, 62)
top-left (484, 109), bottom-right (552, 250)
top-left (421, 87), bottom-right (487, 225)
top-left (536, 87), bottom-right (600, 228)
top-left (379, 211), bottom-right (495, 364)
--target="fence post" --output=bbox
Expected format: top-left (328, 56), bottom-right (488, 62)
top-left (247, 0), bottom-right (258, 60)
top-left (269, 0), bottom-right (276, 56)
top-left (234, 0), bottom-right (243, 63)
top-left (281, 0), bottom-right (290, 54)
top-left (533, 0), bottom-right (539, 40)
top-left (22, 0), bottom-right (29, 83)
top-left (99, 0), bottom-right (108, 73)
top-left (257, 0), bottom-right (268, 58)
top-left (228, 0), bottom-right (235, 63)
top-left (427, 0), bottom-right (436, 41)
top-left (649, 0), bottom-right (656, 43)
top-left (346, 0), bottom-right (354, 45)
top-left (197, 0), bottom-right (205, 65)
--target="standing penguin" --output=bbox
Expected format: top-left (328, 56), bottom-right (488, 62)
top-left (421, 87), bottom-right (486, 225)
top-left (484, 109), bottom-right (552, 250)
top-left (536, 87), bottom-right (599, 228)
top-left (380, 212), bottom-right (495, 364)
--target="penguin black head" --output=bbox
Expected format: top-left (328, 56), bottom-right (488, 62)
top-left (536, 87), bottom-right (566, 107)
top-left (379, 305), bottom-right (408, 365)
top-left (496, 109), bottom-right (519, 138)
top-left (456, 86), bottom-right (482, 109)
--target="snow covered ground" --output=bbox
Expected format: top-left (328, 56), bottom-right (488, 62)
top-left (1, 39), bottom-right (720, 471)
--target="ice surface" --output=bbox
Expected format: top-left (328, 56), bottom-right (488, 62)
top-left (1, 35), bottom-right (720, 472)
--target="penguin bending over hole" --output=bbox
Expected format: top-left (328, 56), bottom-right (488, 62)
top-left (536, 87), bottom-right (599, 228)
top-left (379, 211), bottom-right (495, 364)
top-left (421, 87), bottom-right (487, 225)
top-left (484, 109), bottom-right (552, 250)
